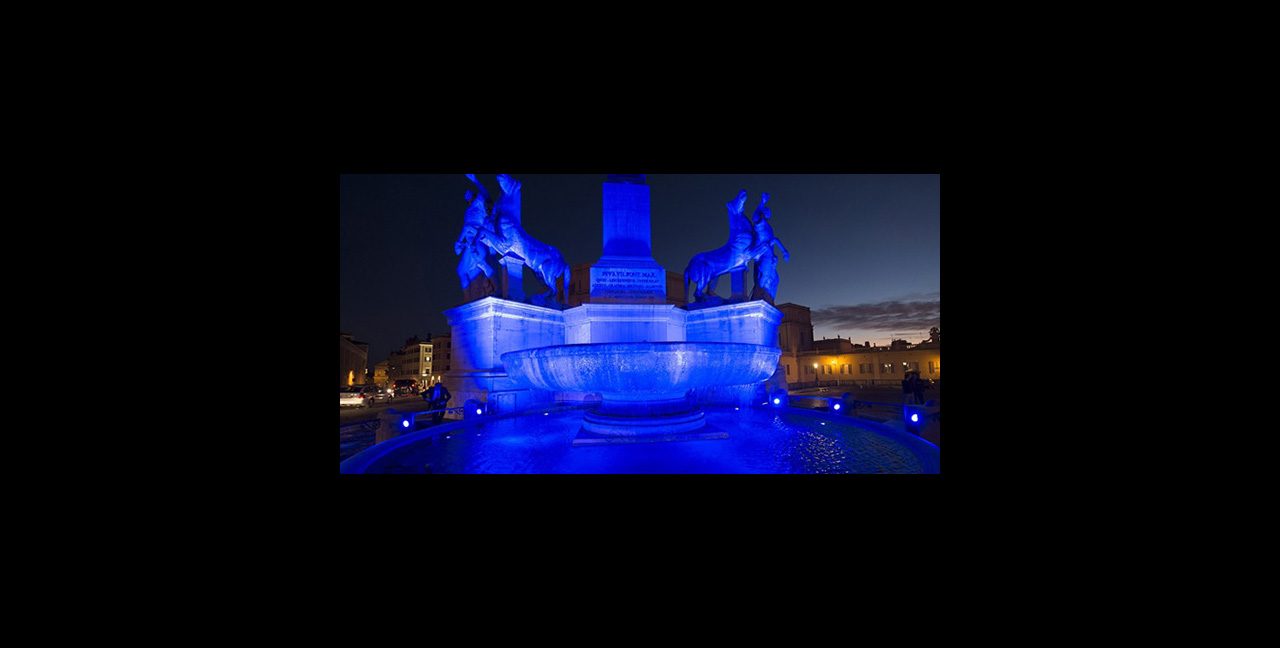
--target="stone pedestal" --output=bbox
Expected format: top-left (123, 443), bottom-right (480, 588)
top-left (589, 180), bottom-right (667, 305)
top-left (501, 258), bottom-right (525, 303)
top-left (685, 300), bottom-right (783, 345)
top-left (731, 270), bottom-right (746, 300)
top-left (685, 301), bottom-right (783, 406)
top-left (442, 297), bottom-right (564, 417)
top-left (564, 303), bottom-right (686, 344)
top-left (376, 408), bottom-right (405, 444)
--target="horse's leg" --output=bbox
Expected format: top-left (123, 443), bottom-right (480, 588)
top-left (704, 273), bottom-right (719, 298)
top-left (541, 266), bottom-right (557, 297)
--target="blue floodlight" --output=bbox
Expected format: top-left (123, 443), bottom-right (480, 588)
top-left (768, 388), bottom-right (788, 408)
top-left (464, 399), bottom-right (485, 420)
top-left (402, 419), bottom-right (411, 429)
top-left (904, 406), bottom-right (924, 434)
top-left (833, 402), bottom-right (841, 411)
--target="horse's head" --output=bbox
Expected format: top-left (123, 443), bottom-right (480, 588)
top-left (494, 174), bottom-right (523, 223)
top-left (496, 174), bottom-right (522, 197)
top-left (726, 189), bottom-right (749, 215)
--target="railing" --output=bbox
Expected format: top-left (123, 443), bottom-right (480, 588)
top-left (788, 378), bottom-right (941, 390)
top-left (339, 406), bottom-right (468, 436)
top-left (782, 394), bottom-right (939, 429)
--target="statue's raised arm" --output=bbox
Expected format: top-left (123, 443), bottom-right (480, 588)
top-left (463, 173), bottom-right (491, 230)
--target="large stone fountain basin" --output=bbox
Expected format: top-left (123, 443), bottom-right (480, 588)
top-left (502, 341), bottom-right (780, 395)
top-left (501, 342), bottom-right (781, 438)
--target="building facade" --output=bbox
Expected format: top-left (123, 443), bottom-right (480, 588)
top-left (775, 305), bottom-right (940, 387)
top-left (786, 341), bottom-right (941, 387)
top-left (340, 332), bottom-right (369, 387)
top-left (430, 335), bottom-right (451, 380)
top-left (386, 336), bottom-right (434, 389)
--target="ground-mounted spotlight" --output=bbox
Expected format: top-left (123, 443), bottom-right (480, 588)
top-left (904, 405), bottom-right (924, 435)
top-left (769, 388), bottom-right (788, 407)
top-left (839, 392), bottom-right (856, 415)
top-left (464, 399), bottom-right (485, 420)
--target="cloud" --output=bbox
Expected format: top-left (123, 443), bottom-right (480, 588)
top-left (810, 295), bottom-right (940, 332)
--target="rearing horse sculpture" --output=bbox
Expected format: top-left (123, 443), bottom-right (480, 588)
top-left (453, 180), bottom-right (496, 292)
top-left (470, 174), bottom-right (569, 306)
top-left (684, 190), bottom-right (755, 302)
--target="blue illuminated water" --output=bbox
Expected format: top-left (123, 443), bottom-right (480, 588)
top-left (342, 406), bottom-right (939, 474)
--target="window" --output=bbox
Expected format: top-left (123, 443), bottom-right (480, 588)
top-left (882, 363), bottom-right (895, 374)
top-left (905, 361), bottom-right (919, 372)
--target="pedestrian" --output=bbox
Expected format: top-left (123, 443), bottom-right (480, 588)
top-left (425, 381), bottom-right (452, 425)
top-left (901, 370), bottom-right (918, 407)
top-left (911, 371), bottom-right (929, 404)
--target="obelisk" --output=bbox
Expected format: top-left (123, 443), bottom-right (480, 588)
top-left (589, 174), bottom-right (666, 304)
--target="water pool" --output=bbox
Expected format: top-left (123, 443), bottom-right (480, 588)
top-left (340, 405), bottom-right (939, 474)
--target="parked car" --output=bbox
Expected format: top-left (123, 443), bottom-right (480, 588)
top-left (340, 384), bottom-right (389, 408)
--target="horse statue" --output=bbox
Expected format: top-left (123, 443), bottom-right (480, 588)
top-left (452, 175), bottom-right (497, 294)
top-left (470, 174), bottom-right (569, 306)
top-left (451, 178), bottom-right (497, 294)
top-left (745, 192), bottom-right (789, 263)
top-left (745, 192), bottom-right (789, 302)
top-left (684, 190), bottom-right (756, 302)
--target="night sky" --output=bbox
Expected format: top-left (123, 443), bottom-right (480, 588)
top-left (340, 174), bottom-right (939, 366)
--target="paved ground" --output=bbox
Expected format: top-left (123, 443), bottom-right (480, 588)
top-left (792, 385), bottom-right (940, 448)
top-left (340, 385), bottom-right (940, 464)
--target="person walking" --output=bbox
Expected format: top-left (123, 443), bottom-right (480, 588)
top-left (424, 381), bottom-right (452, 425)
top-left (912, 371), bottom-right (930, 405)
top-left (901, 370), bottom-right (918, 406)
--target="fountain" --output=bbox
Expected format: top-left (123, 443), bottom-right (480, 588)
top-left (503, 341), bottom-right (780, 442)
top-left (340, 174), bottom-right (939, 474)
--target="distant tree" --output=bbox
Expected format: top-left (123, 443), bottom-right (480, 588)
top-left (928, 327), bottom-right (940, 344)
